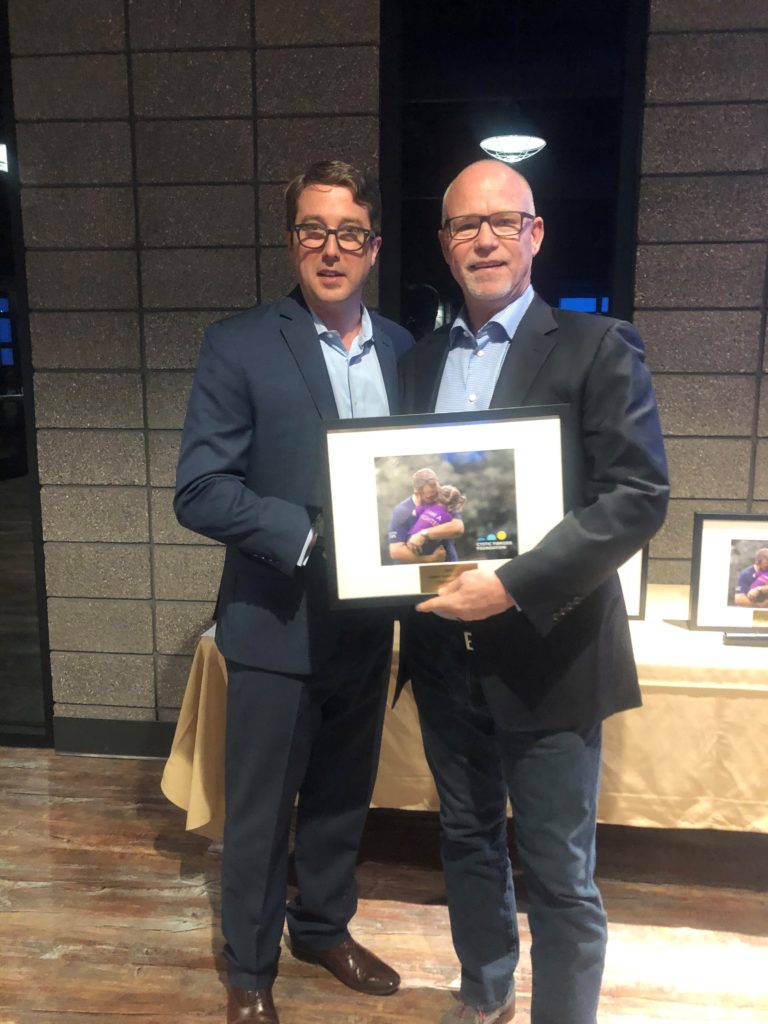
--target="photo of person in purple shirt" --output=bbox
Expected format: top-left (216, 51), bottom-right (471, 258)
top-left (387, 467), bottom-right (465, 564)
top-left (407, 485), bottom-right (466, 561)
top-left (733, 547), bottom-right (768, 606)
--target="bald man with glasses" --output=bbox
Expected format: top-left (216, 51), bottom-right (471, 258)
top-left (175, 160), bottom-right (412, 1024)
top-left (398, 160), bottom-right (669, 1024)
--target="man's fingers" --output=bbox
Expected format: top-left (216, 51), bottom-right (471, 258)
top-left (416, 572), bottom-right (472, 612)
top-left (413, 575), bottom-right (464, 612)
top-left (415, 596), bottom-right (460, 619)
top-left (436, 575), bottom-right (464, 595)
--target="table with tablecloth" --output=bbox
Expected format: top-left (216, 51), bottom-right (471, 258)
top-left (160, 584), bottom-right (768, 838)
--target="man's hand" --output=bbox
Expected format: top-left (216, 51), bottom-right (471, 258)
top-left (407, 530), bottom-right (427, 551)
top-left (425, 518), bottom-right (465, 540)
top-left (389, 541), bottom-right (446, 564)
top-left (416, 568), bottom-right (515, 621)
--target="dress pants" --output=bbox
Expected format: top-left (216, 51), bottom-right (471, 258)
top-left (410, 630), bottom-right (607, 1024)
top-left (221, 617), bottom-right (392, 990)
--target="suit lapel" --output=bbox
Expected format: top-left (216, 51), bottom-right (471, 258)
top-left (418, 332), bottom-right (451, 411)
top-left (427, 335), bottom-right (451, 409)
top-left (277, 290), bottom-right (339, 419)
top-left (371, 326), bottom-right (398, 413)
top-left (490, 294), bottom-right (559, 408)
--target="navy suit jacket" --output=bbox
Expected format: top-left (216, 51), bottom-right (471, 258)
top-left (175, 289), bottom-right (413, 674)
top-left (398, 294), bottom-right (669, 730)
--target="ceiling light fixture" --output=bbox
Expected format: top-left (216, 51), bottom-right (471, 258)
top-left (480, 134), bottom-right (546, 163)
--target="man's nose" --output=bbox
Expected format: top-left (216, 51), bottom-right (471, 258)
top-left (322, 232), bottom-right (341, 259)
top-left (474, 221), bottom-right (499, 249)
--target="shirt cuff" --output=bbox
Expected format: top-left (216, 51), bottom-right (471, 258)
top-left (297, 528), bottom-right (315, 566)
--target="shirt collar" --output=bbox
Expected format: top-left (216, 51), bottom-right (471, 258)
top-left (449, 285), bottom-right (534, 347)
top-left (310, 304), bottom-right (373, 345)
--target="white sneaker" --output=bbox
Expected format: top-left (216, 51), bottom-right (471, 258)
top-left (438, 989), bottom-right (515, 1024)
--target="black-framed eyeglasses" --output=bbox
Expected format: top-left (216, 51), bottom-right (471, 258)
top-left (442, 211), bottom-right (535, 242)
top-left (293, 222), bottom-right (376, 252)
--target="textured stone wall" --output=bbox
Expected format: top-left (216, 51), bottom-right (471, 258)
top-left (9, 0), bottom-right (768, 729)
top-left (8, 0), bottom-right (380, 725)
top-left (636, 0), bottom-right (768, 582)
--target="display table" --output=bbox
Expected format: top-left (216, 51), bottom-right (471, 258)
top-left (160, 585), bottom-right (768, 838)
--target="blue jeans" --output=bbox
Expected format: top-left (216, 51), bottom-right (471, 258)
top-left (413, 668), bottom-right (606, 1024)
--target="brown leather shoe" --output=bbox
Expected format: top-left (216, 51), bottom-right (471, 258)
top-left (226, 985), bottom-right (278, 1024)
top-left (290, 936), bottom-right (400, 995)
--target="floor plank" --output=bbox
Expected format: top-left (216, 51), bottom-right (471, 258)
top-left (1, 748), bottom-right (767, 1023)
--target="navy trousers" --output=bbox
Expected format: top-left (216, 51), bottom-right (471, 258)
top-left (411, 641), bottom-right (607, 1024)
top-left (221, 617), bottom-right (392, 990)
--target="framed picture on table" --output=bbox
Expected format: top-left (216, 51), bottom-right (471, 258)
top-left (618, 545), bottom-right (649, 620)
top-left (689, 512), bottom-right (768, 631)
top-left (321, 405), bottom-right (567, 607)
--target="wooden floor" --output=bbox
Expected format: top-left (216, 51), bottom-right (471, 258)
top-left (1, 748), bottom-right (767, 1024)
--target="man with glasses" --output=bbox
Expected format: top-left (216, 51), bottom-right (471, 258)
top-left (398, 160), bottom-right (668, 1024)
top-left (175, 160), bottom-right (411, 1024)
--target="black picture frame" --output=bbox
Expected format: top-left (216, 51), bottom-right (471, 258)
top-left (689, 512), bottom-right (768, 631)
top-left (619, 544), bottom-right (649, 620)
top-left (322, 405), bottom-right (567, 607)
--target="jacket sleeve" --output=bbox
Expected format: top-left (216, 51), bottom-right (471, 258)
top-left (497, 320), bottom-right (669, 635)
top-left (173, 321), bottom-right (312, 576)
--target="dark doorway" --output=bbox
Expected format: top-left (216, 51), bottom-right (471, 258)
top-left (379, 0), bottom-right (648, 332)
top-left (0, 0), bottom-right (52, 744)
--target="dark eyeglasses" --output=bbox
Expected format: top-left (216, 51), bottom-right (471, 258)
top-left (442, 211), bottom-right (535, 241)
top-left (293, 223), bottom-right (376, 252)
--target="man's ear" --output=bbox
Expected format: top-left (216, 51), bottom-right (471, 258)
top-left (369, 234), bottom-right (382, 266)
top-left (531, 217), bottom-right (544, 257)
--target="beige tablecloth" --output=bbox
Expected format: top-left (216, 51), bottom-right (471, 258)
top-left (161, 585), bottom-right (768, 838)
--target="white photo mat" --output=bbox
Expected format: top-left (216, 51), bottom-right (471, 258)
top-left (689, 513), bottom-right (768, 630)
top-left (323, 408), bottom-right (566, 604)
top-left (617, 546), bottom-right (648, 620)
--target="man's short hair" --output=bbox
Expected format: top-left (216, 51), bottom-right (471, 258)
top-left (755, 548), bottom-right (768, 561)
top-left (412, 468), bottom-right (438, 493)
top-left (285, 160), bottom-right (381, 233)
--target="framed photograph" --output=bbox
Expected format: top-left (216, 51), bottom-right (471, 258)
top-left (618, 545), bottom-right (649, 620)
top-left (689, 512), bottom-right (768, 631)
top-left (322, 406), bottom-right (567, 606)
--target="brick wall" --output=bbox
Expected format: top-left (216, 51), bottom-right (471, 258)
top-left (636, 0), bottom-right (768, 582)
top-left (8, 0), bottom-right (380, 727)
top-left (8, 0), bottom-right (768, 730)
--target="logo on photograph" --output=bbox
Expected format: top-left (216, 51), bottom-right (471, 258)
top-left (475, 528), bottom-right (513, 551)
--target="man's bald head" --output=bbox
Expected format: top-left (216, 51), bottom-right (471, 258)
top-left (442, 160), bottom-right (536, 223)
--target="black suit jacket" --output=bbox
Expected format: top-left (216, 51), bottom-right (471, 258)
top-left (399, 294), bottom-right (669, 730)
top-left (175, 289), bottom-right (413, 674)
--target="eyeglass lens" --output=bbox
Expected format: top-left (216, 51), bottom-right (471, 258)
top-left (447, 212), bottom-right (530, 240)
top-left (296, 224), bottom-right (369, 251)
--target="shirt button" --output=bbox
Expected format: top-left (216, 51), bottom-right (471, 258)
top-left (476, 349), bottom-right (485, 357)
top-left (468, 393), bottom-right (477, 403)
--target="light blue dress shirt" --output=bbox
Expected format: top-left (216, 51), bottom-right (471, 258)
top-left (311, 306), bottom-right (390, 419)
top-left (299, 305), bottom-right (390, 564)
top-left (435, 285), bottom-right (535, 413)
